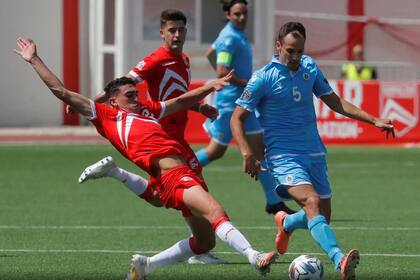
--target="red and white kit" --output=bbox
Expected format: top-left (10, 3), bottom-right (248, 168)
top-left (128, 46), bottom-right (201, 173)
top-left (90, 101), bottom-right (206, 215)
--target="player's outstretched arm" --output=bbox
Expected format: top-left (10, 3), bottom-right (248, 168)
top-left (231, 106), bottom-right (260, 180)
top-left (14, 37), bottom-right (92, 117)
top-left (163, 70), bottom-right (233, 118)
top-left (321, 92), bottom-right (395, 138)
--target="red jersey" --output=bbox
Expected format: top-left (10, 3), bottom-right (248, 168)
top-left (128, 46), bottom-right (191, 142)
top-left (89, 101), bottom-right (186, 177)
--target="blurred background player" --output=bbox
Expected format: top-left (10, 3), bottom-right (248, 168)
top-left (15, 37), bottom-right (279, 279)
top-left (195, 0), bottom-right (295, 215)
top-left (77, 9), bottom-right (225, 264)
top-left (231, 22), bottom-right (395, 280)
top-left (341, 44), bottom-right (377, 80)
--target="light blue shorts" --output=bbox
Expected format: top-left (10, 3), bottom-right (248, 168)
top-left (267, 155), bottom-right (332, 200)
top-left (203, 110), bottom-right (263, 146)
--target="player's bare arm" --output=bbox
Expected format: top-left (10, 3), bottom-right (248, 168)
top-left (206, 46), bottom-right (217, 71)
top-left (163, 71), bottom-right (232, 118)
top-left (14, 37), bottom-right (92, 117)
top-left (189, 103), bottom-right (219, 120)
top-left (216, 64), bottom-right (248, 87)
top-left (231, 106), bottom-right (261, 180)
top-left (321, 92), bottom-right (395, 138)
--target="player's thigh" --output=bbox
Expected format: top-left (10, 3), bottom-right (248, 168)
top-left (183, 186), bottom-right (225, 221)
top-left (205, 139), bottom-right (228, 158)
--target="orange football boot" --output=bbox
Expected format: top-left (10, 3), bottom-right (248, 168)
top-left (340, 249), bottom-right (360, 280)
top-left (274, 211), bottom-right (292, 254)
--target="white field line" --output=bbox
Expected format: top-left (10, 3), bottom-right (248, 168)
top-left (0, 225), bottom-right (420, 231)
top-left (0, 248), bottom-right (419, 258)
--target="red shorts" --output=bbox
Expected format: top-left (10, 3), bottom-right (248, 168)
top-left (156, 165), bottom-right (208, 217)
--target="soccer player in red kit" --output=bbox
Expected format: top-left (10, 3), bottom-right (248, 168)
top-left (15, 36), bottom-right (278, 280)
top-left (77, 9), bottom-right (225, 264)
top-left (90, 9), bottom-right (215, 171)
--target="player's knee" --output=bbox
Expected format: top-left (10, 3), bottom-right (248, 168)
top-left (303, 195), bottom-right (321, 216)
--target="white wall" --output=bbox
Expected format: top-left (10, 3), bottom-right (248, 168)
top-left (0, 0), bottom-right (62, 127)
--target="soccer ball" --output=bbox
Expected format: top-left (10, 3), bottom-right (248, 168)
top-left (288, 255), bottom-right (324, 280)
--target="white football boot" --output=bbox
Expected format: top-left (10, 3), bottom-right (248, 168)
top-left (125, 254), bottom-right (149, 280)
top-left (187, 252), bottom-right (228, 264)
top-left (78, 156), bottom-right (116, 183)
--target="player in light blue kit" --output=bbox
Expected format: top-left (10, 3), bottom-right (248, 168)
top-left (196, 0), bottom-right (295, 215)
top-left (231, 22), bottom-right (395, 280)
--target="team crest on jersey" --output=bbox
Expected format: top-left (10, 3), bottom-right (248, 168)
top-left (303, 73), bottom-right (310, 80)
top-left (183, 57), bottom-right (190, 68)
top-left (189, 158), bottom-right (199, 170)
top-left (241, 90), bottom-right (251, 100)
top-left (140, 108), bottom-right (154, 118)
top-left (380, 82), bottom-right (418, 137)
top-left (136, 60), bottom-right (146, 70)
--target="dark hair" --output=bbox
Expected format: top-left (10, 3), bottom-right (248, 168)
top-left (220, 0), bottom-right (248, 13)
top-left (104, 77), bottom-right (136, 99)
top-left (277, 22), bottom-right (306, 42)
top-left (160, 9), bottom-right (187, 27)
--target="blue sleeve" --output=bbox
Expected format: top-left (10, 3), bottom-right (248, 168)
top-left (235, 71), bottom-right (266, 112)
top-left (313, 65), bottom-right (333, 98)
top-left (217, 36), bottom-right (237, 56)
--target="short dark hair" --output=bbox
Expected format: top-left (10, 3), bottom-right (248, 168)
top-left (277, 22), bottom-right (306, 42)
top-left (104, 77), bottom-right (136, 99)
top-left (220, 0), bottom-right (248, 13)
top-left (160, 9), bottom-right (187, 27)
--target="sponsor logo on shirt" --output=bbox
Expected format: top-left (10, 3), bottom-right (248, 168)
top-left (181, 176), bottom-right (193, 182)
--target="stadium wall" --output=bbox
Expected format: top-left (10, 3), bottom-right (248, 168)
top-left (0, 0), bottom-right (63, 127)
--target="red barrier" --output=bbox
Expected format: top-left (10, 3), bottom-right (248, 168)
top-left (137, 80), bottom-right (420, 144)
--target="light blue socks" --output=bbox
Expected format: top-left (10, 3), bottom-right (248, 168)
top-left (195, 148), bottom-right (210, 166)
top-left (283, 209), bottom-right (308, 231)
top-left (308, 215), bottom-right (344, 270)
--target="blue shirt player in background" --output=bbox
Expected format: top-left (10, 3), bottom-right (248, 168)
top-left (231, 22), bottom-right (395, 280)
top-left (196, 0), bottom-right (295, 215)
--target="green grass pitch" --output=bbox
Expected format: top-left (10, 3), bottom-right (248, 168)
top-left (0, 144), bottom-right (419, 280)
